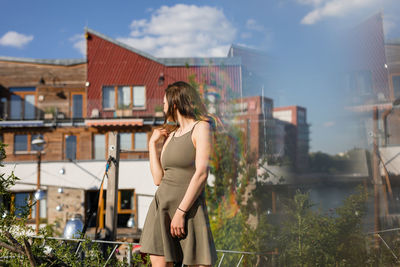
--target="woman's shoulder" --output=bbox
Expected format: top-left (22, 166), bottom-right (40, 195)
top-left (196, 120), bottom-right (210, 128)
top-left (193, 120), bottom-right (211, 136)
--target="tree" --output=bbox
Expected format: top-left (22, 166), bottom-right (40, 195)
top-left (276, 187), bottom-right (380, 266)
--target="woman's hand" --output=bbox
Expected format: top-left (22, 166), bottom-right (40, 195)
top-left (170, 209), bottom-right (186, 238)
top-left (150, 128), bottom-right (168, 144)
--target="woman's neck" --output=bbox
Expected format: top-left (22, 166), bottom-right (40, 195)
top-left (176, 112), bottom-right (195, 132)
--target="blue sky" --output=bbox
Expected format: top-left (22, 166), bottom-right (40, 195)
top-left (1, 0), bottom-right (400, 154)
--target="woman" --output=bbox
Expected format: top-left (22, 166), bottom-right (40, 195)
top-left (140, 81), bottom-right (218, 267)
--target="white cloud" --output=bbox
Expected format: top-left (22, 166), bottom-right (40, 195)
top-left (117, 4), bottom-right (236, 57)
top-left (299, 0), bottom-right (377, 25)
top-left (0, 31), bottom-right (33, 48)
top-left (69, 34), bottom-right (86, 56)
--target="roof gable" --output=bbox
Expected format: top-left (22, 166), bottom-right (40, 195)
top-left (86, 28), bottom-right (240, 67)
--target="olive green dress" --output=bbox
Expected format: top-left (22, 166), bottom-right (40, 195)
top-left (140, 121), bottom-right (218, 265)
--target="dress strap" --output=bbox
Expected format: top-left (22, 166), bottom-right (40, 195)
top-left (190, 121), bottom-right (201, 136)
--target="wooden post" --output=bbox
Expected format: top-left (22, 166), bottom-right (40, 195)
top-left (372, 107), bottom-right (382, 249)
top-left (36, 151), bottom-right (41, 235)
top-left (271, 191), bottom-right (276, 214)
top-left (105, 132), bottom-right (120, 241)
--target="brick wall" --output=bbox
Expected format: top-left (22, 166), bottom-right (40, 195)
top-left (47, 186), bottom-right (85, 234)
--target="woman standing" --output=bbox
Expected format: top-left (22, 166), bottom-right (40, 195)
top-left (140, 81), bottom-right (218, 267)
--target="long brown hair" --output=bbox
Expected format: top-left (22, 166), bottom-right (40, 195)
top-left (163, 81), bottom-right (209, 132)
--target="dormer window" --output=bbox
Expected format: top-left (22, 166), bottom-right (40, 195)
top-left (102, 85), bottom-right (146, 110)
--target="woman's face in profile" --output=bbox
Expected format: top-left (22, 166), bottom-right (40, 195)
top-left (163, 94), bottom-right (168, 114)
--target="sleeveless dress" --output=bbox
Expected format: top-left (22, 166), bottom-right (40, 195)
top-left (140, 121), bottom-right (218, 266)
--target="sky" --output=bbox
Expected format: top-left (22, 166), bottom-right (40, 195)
top-left (1, 0), bottom-right (400, 154)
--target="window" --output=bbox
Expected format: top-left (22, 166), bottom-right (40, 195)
top-left (118, 86), bottom-right (131, 109)
top-left (298, 110), bottom-right (306, 125)
top-left (120, 133), bottom-right (132, 151)
top-left (102, 85), bottom-right (146, 110)
top-left (14, 192), bottom-right (31, 218)
top-left (117, 190), bottom-right (137, 228)
top-left (85, 189), bottom-right (137, 229)
top-left (7, 192), bottom-right (46, 219)
top-left (119, 132), bottom-right (148, 151)
top-left (134, 132), bottom-right (147, 150)
top-left (14, 135), bottom-right (28, 152)
top-left (72, 94), bottom-right (83, 118)
top-left (31, 198), bottom-right (47, 219)
top-left (9, 87), bottom-right (36, 120)
top-left (119, 190), bottom-right (134, 210)
top-left (10, 95), bottom-right (22, 119)
top-left (0, 97), bottom-right (6, 119)
top-left (65, 135), bottom-right (77, 160)
top-left (264, 101), bottom-right (272, 118)
top-left (133, 86), bottom-right (145, 107)
top-left (24, 95), bottom-right (35, 119)
top-left (94, 134), bottom-right (106, 160)
top-left (393, 75), bottom-right (400, 100)
top-left (84, 190), bottom-right (103, 228)
top-left (14, 133), bottom-right (44, 154)
top-left (103, 86), bottom-right (115, 109)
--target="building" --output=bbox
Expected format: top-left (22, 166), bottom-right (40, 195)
top-left (226, 95), bottom-right (274, 159)
top-left (227, 44), bottom-right (269, 97)
top-left (0, 28), bottom-right (263, 237)
top-left (384, 40), bottom-right (400, 145)
top-left (0, 25), bottom-right (315, 239)
top-left (0, 57), bottom-right (87, 162)
top-left (273, 106), bottom-right (309, 172)
top-left (345, 13), bottom-right (400, 147)
top-left (344, 12), bottom-right (400, 229)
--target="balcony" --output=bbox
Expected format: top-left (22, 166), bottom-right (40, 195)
top-left (0, 103), bottom-right (85, 128)
top-left (0, 97), bottom-right (166, 128)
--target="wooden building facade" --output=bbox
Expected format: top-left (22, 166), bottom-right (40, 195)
top-left (0, 28), bottom-right (245, 235)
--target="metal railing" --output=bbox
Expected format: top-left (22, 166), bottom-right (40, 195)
top-left (25, 235), bottom-right (274, 267)
top-left (216, 249), bottom-right (277, 267)
top-left (368, 227), bottom-right (400, 262)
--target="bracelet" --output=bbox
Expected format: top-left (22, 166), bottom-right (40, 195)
top-left (177, 207), bottom-right (187, 214)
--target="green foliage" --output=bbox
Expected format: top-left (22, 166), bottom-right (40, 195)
top-left (208, 127), bottom-right (400, 265)
top-left (207, 125), bottom-right (244, 212)
top-left (277, 188), bottom-right (374, 267)
top-left (308, 149), bottom-right (363, 174)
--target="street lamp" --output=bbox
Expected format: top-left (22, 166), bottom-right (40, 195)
top-left (31, 136), bottom-right (46, 234)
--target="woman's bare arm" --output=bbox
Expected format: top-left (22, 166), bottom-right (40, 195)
top-left (149, 128), bottom-right (169, 186)
top-left (170, 121), bottom-right (211, 237)
top-left (177, 121), bottom-right (211, 210)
